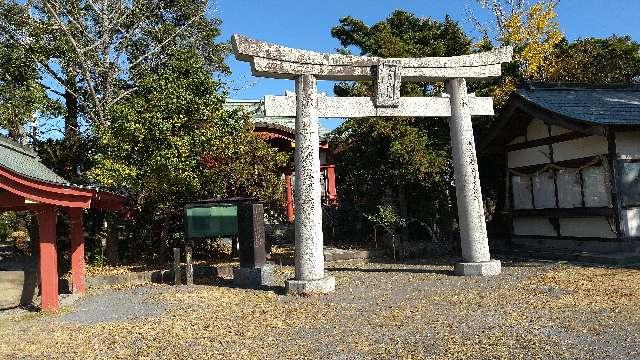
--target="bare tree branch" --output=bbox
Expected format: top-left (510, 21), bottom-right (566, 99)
top-left (42, 0), bottom-right (102, 123)
top-left (127, 14), bottom-right (199, 70)
top-left (2, 0), bottom-right (212, 127)
top-left (108, 86), bottom-right (138, 106)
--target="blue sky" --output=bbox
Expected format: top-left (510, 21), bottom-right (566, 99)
top-left (216, 0), bottom-right (640, 129)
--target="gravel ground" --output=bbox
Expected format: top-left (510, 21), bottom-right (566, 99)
top-left (1, 259), bottom-right (640, 359)
top-left (59, 286), bottom-right (166, 325)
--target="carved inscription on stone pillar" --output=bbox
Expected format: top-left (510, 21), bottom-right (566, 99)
top-left (375, 60), bottom-right (401, 108)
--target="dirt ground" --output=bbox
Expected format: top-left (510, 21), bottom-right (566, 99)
top-left (1, 259), bottom-right (640, 360)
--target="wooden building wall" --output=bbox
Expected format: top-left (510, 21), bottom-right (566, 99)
top-left (507, 118), bottom-right (617, 239)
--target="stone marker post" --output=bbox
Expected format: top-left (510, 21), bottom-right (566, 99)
top-left (237, 204), bottom-right (267, 268)
top-left (446, 78), bottom-right (501, 276)
top-left (285, 75), bottom-right (335, 294)
top-left (232, 203), bottom-right (275, 288)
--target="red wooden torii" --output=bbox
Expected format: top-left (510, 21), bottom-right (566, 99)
top-left (253, 121), bottom-right (337, 222)
top-left (0, 137), bottom-right (125, 311)
top-left (224, 99), bottom-right (337, 222)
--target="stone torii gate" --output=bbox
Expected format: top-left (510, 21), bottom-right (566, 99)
top-left (232, 34), bottom-right (513, 294)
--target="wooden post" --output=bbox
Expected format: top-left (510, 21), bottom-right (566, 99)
top-left (173, 248), bottom-right (181, 285)
top-left (231, 237), bottom-right (239, 257)
top-left (185, 246), bottom-right (193, 286)
top-left (607, 129), bottom-right (624, 240)
top-left (37, 207), bottom-right (59, 311)
top-left (68, 208), bottom-right (86, 294)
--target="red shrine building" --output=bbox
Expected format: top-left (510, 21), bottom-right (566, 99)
top-left (225, 99), bottom-right (338, 221)
top-left (0, 137), bottom-right (124, 311)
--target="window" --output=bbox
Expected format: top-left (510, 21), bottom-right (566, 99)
top-left (532, 171), bottom-right (556, 209)
top-left (582, 165), bottom-right (611, 207)
top-left (557, 169), bottom-right (582, 208)
top-left (511, 175), bottom-right (533, 209)
top-left (620, 161), bottom-right (640, 207)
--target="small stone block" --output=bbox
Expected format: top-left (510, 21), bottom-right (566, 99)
top-left (454, 260), bottom-right (501, 276)
top-left (285, 276), bottom-right (335, 295)
top-left (233, 264), bottom-right (275, 288)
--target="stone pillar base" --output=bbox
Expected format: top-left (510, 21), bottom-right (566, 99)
top-left (285, 276), bottom-right (335, 295)
top-left (233, 264), bottom-right (275, 288)
top-left (454, 260), bottom-right (501, 276)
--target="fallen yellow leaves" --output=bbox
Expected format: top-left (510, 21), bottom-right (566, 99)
top-left (530, 266), bottom-right (640, 310)
top-left (1, 261), bottom-right (639, 359)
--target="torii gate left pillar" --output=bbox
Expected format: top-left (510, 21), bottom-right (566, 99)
top-left (285, 74), bottom-right (336, 293)
top-left (232, 35), bottom-right (512, 293)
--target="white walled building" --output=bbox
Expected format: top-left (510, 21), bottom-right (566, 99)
top-left (481, 85), bottom-right (640, 254)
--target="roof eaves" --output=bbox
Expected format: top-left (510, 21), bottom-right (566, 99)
top-left (511, 91), bottom-right (607, 132)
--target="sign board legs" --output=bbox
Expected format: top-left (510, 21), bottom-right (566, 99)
top-left (285, 74), bottom-right (335, 294)
top-left (446, 78), bottom-right (501, 276)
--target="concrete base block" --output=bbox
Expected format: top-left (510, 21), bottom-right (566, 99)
top-left (454, 260), bottom-right (501, 276)
top-left (233, 265), bottom-right (275, 288)
top-left (285, 276), bottom-right (335, 295)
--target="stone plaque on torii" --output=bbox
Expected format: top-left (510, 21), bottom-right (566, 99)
top-left (232, 34), bottom-right (513, 294)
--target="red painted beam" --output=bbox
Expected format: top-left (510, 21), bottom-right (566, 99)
top-left (0, 191), bottom-right (26, 207)
top-left (68, 208), bottom-right (86, 294)
top-left (0, 166), bottom-right (92, 196)
top-left (0, 166), bottom-right (92, 208)
top-left (37, 207), bottom-right (59, 311)
top-left (325, 165), bottom-right (338, 206)
top-left (284, 172), bottom-right (294, 223)
top-left (90, 190), bottom-right (127, 211)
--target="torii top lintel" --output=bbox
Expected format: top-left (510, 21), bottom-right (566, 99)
top-left (231, 34), bottom-right (513, 82)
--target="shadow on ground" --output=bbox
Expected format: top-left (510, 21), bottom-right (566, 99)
top-left (194, 276), bottom-right (286, 295)
top-left (328, 266), bottom-right (453, 276)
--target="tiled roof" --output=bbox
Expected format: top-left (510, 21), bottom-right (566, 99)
top-left (516, 86), bottom-right (640, 125)
top-left (224, 99), bottom-right (332, 138)
top-left (0, 137), bottom-right (69, 185)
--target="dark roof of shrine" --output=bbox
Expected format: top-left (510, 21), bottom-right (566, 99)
top-left (479, 84), bottom-right (640, 154)
top-left (0, 136), bottom-right (70, 185)
top-left (515, 85), bottom-right (640, 126)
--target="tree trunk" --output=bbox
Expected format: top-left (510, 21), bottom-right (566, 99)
top-left (104, 218), bottom-right (119, 265)
top-left (63, 91), bottom-right (79, 139)
top-left (158, 220), bottom-right (169, 264)
top-left (8, 125), bottom-right (25, 143)
top-left (398, 184), bottom-right (409, 243)
top-left (63, 83), bottom-right (79, 139)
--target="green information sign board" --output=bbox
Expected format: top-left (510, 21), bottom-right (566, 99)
top-left (185, 204), bottom-right (238, 238)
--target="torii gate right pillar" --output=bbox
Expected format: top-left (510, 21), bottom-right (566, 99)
top-left (446, 78), bottom-right (501, 276)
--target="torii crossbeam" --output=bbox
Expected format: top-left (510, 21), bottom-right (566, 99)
top-left (233, 34), bottom-right (513, 294)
